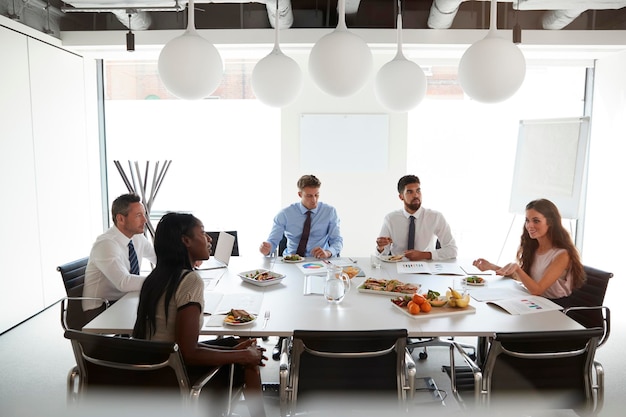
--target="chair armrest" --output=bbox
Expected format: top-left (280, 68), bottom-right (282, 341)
top-left (190, 365), bottom-right (222, 397)
top-left (562, 305), bottom-right (611, 347)
top-left (449, 341), bottom-right (483, 402)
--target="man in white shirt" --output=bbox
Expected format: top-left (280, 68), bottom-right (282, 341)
top-left (82, 193), bottom-right (156, 312)
top-left (376, 175), bottom-right (457, 261)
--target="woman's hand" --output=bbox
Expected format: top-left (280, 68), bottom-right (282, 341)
top-left (473, 258), bottom-right (497, 271)
top-left (496, 262), bottom-right (520, 278)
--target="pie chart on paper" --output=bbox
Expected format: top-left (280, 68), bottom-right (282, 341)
top-left (297, 262), bottom-right (327, 275)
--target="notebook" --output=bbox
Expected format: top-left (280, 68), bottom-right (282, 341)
top-left (198, 231), bottom-right (235, 270)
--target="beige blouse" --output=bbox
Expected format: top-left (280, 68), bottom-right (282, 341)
top-left (529, 248), bottom-right (573, 299)
top-left (148, 270), bottom-right (205, 342)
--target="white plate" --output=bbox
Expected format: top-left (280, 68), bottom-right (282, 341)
top-left (464, 277), bottom-right (486, 286)
top-left (357, 282), bottom-right (421, 297)
top-left (238, 269), bottom-right (285, 287)
top-left (223, 315), bottom-right (257, 326)
top-left (282, 256), bottom-right (305, 263)
top-left (379, 255), bottom-right (404, 263)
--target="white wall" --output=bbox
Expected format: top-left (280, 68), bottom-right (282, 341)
top-left (0, 18), bottom-right (102, 333)
top-left (281, 52), bottom-right (407, 257)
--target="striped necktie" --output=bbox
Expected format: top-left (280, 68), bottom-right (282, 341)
top-left (128, 240), bottom-right (140, 275)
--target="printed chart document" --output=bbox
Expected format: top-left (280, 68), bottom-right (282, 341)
top-left (397, 261), bottom-right (465, 275)
top-left (460, 264), bottom-right (496, 276)
top-left (487, 295), bottom-right (562, 315)
top-left (296, 261), bottom-right (328, 275)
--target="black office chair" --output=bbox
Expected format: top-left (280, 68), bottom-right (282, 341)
top-left (206, 231), bottom-right (239, 256)
top-left (559, 265), bottom-right (613, 347)
top-left (278, 234), bottom-right (288, 257)
top-left (278, 329), bottom-right (416, 416)
top-left (443, 327), bottom-right (605, 414)
top-left (57, 257), bottom-right (109, 330)
top-left (64, 329), bottom-right (241, 414)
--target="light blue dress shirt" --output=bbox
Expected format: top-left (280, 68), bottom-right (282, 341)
top-left (265, 201), bottom-right (343, 257)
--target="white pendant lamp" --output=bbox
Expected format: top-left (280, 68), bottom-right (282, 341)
top-left (308, 0), bottom-right (373, 97)
top-left (158, 0), bottom-right (224, 100)
top-left (251, 0), bottom-right (302, 107)
top-left (374, 2), bottom-right (427, 112)
top-left (458, 0), bottom-right (526, 103)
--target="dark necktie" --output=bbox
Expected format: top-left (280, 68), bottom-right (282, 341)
top-left (128, 240), bottom-right (140, 275)
top-left (407, 215), bottom-right (415, 250)
top-left (296, 211), bottom-right (312, 257)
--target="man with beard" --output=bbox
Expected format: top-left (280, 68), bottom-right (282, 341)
top-left (375, 175), bottom-right (457, 261)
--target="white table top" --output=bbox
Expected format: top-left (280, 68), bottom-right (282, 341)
top-left (83, 256), bottom-right (584, 338)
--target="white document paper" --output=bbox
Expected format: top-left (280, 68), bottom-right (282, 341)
top-left (396, 262), bottom-right (465, 275)
top-left (469, 287), bottom-right (526, 302)
top-left (203, 292), bottom-right (263, 315)
top-left (487, 295), bottom-right (563, 315)
top-left (303, 274), bottom-right (326, 295)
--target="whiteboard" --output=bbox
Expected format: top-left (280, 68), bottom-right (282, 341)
top-left (509, 117), bottom-right (590, 219)
top-left (299, 114), bottom-right (389, 172)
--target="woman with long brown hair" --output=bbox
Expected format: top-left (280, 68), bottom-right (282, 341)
top-left (473, 199), bottom-right (585, 302)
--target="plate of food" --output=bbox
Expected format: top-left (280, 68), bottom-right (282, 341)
top-left (282, 254), bottom-right (304, 263)
top-left (357, 278), bottom-right (420, 296)
top-left (378, 254), bottom-right (405, 263)
top-left (238, 269), bottom-right (286, 287)
top-left (464, 276), bottom-right (486, 286)
top-left (343, 265), bottom-right (361, 279)
top-left (223, 309), bottom-right (257, 326)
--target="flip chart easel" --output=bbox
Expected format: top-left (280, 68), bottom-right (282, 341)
top-left (497, 117), bottom-right (590, 263)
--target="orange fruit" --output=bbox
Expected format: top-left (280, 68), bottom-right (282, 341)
top-left (420, 301), bottom-right (432, 313)
top-left (408, 303), bottom-right (421, 315)
top-left (412, 293), bottom-right (427, 305)
top-left (407, 300), bottom-right (416, 310)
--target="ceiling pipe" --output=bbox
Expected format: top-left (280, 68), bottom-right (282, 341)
top-left (542, 9), bottom-right (586, 29)
top-left (428, 0), bottom-right (464, 29)
top-left (111, 10), bottom-right (153, 31)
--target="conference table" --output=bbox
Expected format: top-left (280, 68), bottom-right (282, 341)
top-left (83, 256), bottom-right (584, 339)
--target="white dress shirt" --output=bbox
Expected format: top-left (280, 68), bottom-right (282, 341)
top-left (82, 225), bottom-right (156, 311)
top-left (378, 207), bottom-right (458, 261)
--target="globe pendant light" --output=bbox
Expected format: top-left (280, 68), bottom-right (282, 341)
top-left (251, 0), bottom-right (303, 107)
top-left (158, 0), bottom-right (224, 100)
top-left (458, 0), bottom-right (526, 103)
top-left (374, 1), bottom-right (427, 112)
top-left (308, 0), bottom-right (373, 97)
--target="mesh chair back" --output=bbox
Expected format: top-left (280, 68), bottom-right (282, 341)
top-left (64, 329), bottom-right (189, 395)
top-left (563, 266), bottom-right (613, 329)
top-left (291, 329), bottom-right (407, 393)
top-left (484, 328), bottom-right (603, 411)
top-left (58, 257), bottom-right (89, 297)
top-left (58, 257), bottom-right (102, 330)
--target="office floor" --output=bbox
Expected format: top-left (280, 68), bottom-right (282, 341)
top-left (1, 278), bottom-right (624, 417)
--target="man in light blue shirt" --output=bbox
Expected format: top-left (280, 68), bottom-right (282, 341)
top-left (260, 174), bottom-right (343, 259)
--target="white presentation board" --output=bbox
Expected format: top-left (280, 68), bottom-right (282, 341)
top-left (509, 117), bottom-right (590, 219)
top-left (299, 114), bottom-right (389, 172)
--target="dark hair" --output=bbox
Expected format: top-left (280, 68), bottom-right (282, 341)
top-left (297, 174), bottom-right (321, 190)
top-left (111, 193), bottom-right (141, 225)
top-left (397, 175), bottom-right (420, 194)
top-left (517, 199), bottom-right (585, 289)
top-left (133, 212), bottom-right (200, 339)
